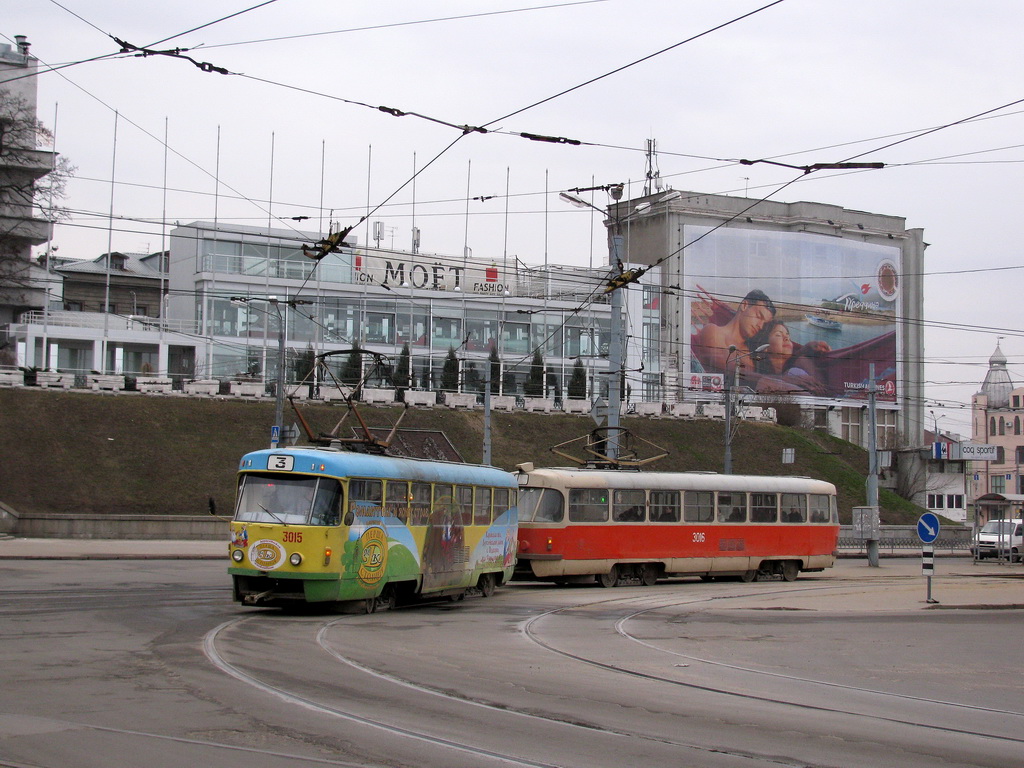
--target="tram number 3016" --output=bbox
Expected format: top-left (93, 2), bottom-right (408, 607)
top-left (692, 532), bottom-right (706, 543)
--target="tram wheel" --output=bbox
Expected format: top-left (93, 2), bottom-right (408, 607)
top-left (640, 564), bottom-right (658, 587)
top-left (378, 586), bottom-right (397, 611)
top-left (478, 572), bottom-right (496, 598)
top-left (364, 597), bottom-right (377, 614)
top-left (597, 565), bottom-right (619, 588)
top-left (781, 561), bottom-right (800, 582)
top-left (739, 570), bottom-right (758, 583)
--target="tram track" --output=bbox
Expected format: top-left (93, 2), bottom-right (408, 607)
top-left (518, 582), bottom-right (1024, 747)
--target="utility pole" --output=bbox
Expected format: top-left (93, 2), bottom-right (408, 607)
top-left (606, 234), bottom-right (625, 461)
top-left (866, 363), bottom-right (880, 567)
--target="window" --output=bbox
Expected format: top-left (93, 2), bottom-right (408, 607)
top-left (433, 484), bottom-right (455, 521)
top-left (409, 482), bottom-right (432, 525)
top-left (683, 490), bottom-right (714, 523)
top-left (927, 493), bottom-right (944, 509)
top-left (493, 488), bottom-right (514, 521)
top-left (518, 487), bottom-right (563, 522)
top-left (235, 474), bottom-right (321, 525)
top-left (841, 407), bottom-right (863, 446)
top-left (996, 446), bottom-right (1006, 464)
top-left (780, 493), bottom-right (807, 523)
top-left (991, 474), bottom-right (1006, 494)
top-left (876, 409), bottom-right (898, 449)
top-left (456, 485), bottom-right (474, 525)
top-left (717, 491), bottom-right (747, 523)
top-left (1016, 417), bottom-right (1021, 436)
top-left (474, 487), bottom-right (492, 526)
top-left (385, 481), bottom-right (410, 523)
top-left (809, 494), bottom-right (831, 523)
top-left (569, 488), bottom-right (609, 522)
top-left (650, 490), bottom-right (681, 522)
top-left (612, 489), bottom-right (646, 522)
top-left (349, 479), bottom-right (383, 513)
top-left (750, 493), bottom-right (778, 523)
top-left (946, 494), bottom-right (964, 509)
top-left (990, 416), bottom-right (997, 435)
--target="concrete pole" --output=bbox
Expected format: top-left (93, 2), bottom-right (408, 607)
top-left (483, 364), bottom-right (492, 465)
top-left (606, 234), bottom-right (625, 461)
top-left (272, 299), bottom-right (285, 449)
top-left (866, 362), bottom-right (880, 567)
top-left (723, 358), bottom-right (734, 474)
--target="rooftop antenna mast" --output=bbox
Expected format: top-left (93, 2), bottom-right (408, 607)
top-left (642, 138), bottom-right (663, 196)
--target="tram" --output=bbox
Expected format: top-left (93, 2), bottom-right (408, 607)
top-left (514, 464), bottom-right (839, 585)
top-left (227, 446), bottom-right (518, 610)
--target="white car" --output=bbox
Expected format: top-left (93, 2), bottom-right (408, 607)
top-left (972, 518), bottom-right (1022, 562)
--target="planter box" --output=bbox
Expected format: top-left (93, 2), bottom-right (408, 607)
top-left (523, 397), bottom-right (555, 413)
top-left (228, 381), bottom-right (266, 397)
top-left (37, 371), bottom-right (73, 389)
top-left (136, 376), bottom-right (173, 394)
top-left (88, 374), bottom-right (125, 392)
top-left (361, 387), bottom-right (396, 404)
top-left (404, 390), bottom-right (438, 407)
top-left (183, 379), bottom-right (219, 396)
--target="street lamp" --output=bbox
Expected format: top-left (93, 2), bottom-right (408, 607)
top-left (559, 188), bottom-right (680, 461)
top-left (231, 296), bottom-right (313, 448)
top-left (723, 343), bottom-right (767, 474)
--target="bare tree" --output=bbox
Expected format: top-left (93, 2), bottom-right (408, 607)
top-left (0, 88), bottom-right (75, 298)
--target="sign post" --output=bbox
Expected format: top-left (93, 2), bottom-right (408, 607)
top-left (917, 512), bottom-right (940, 604)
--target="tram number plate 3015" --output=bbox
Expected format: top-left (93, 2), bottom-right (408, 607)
top-left (268, 454), bottom-right (294, 472)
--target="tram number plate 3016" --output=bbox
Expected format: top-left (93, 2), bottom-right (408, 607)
top-left (268, 454), bottom-right (294, 472)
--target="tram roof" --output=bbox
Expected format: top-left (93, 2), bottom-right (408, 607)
top-left (240, 447), bottom-right (516, 487)
top-left (517, 467), bottom-right (836, 494)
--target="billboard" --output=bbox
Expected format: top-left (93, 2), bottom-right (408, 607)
top-left (685, 226), bottom-right (899, 403)
top-left (347, 248), bottom-right (516, 295)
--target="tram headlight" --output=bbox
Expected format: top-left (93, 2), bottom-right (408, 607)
top-left (289, 552), bottom-right (303, 566)
top-left (231, 549), bottom-right (244, 562)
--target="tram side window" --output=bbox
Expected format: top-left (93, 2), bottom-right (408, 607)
top-left (518, 488), bottom-right (564, 522)
top-left (809, 494), bottom-right (831, 523)
top-left (349, 479), bottom-right (383, 515)
top-left (409, 482), bottom-right (432, 526)
top-left (612, 489), bottom-right (646, 522)
top-left (309, 478), bottom-right (342, 526)
top-left (385, 480), bottom-right (411, 523)
top-left (717, 491), bottom-right (747, 523)
top-left (650, 490), bottom-right (681, 522)
top-left (750, 492), bottom-right (778, 523)
top-left (433, 484), bottom-right (455, 523)
top-left (493, 487), bottom-right (514, 521)
top-left (474, 487), bottom-right (492, 526)
top-left (456, 485), bottom-right (474, 526)
top-left (780, 493), bottom-right (807, 523)
top-left (683, 490), bottom-right (714, 523)
top-left (569, 488), bottom-right (609, 523)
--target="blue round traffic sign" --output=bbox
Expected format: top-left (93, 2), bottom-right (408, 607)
top-left (917, 512), bottom-right (941, 544)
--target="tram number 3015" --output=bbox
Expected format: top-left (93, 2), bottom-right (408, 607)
top-left (692, 532), bottom-right (706, 543)
top-left (282, 531), bottom-right (303, 543)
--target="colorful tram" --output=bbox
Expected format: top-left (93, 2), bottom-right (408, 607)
top-left (228, 447), bottom-right (519, 610)
top-left (514, 464), bottom-right (839, 585)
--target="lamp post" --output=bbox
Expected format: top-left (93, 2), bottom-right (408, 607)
top-left (559, 188), bottom-right (680, 461)
top-left (723, 343), bottom-right (767, 474)
top-left (232, 295), bottom-right (307, 448)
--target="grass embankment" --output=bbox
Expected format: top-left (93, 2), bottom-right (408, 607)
top-left (0, 388), bottom-right (926, 524)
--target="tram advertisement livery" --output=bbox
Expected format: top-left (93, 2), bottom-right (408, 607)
top-left (228, 448), bottom-right (519, 609)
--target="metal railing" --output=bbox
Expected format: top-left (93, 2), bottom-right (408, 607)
top-left (839, 525), bottom-right (973, 554)
top-left (16, 311), bottom-right (199, 334)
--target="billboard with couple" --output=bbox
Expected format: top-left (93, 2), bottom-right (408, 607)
top-left (685, 226), bottom-right (899, 403)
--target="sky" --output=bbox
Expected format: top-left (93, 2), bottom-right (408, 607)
top-left (5, 0), bottom-right (1024, 437)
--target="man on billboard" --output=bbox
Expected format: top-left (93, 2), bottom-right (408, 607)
top-left (692, 289), bottom-right (777, 372)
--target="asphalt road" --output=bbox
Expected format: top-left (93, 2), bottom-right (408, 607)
top-left (0, 558), bottom-right (1021, 768)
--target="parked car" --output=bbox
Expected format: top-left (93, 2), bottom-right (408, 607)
top-left (971, 519), bottom-right (1022, 561)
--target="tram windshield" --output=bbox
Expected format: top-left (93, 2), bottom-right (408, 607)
top-left (518, 487), bottom-right (564, 522)
top-left (235, 473), bottom-right (342, 525)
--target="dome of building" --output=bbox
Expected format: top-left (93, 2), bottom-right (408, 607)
top-left (979, 342), bottom-right (1014, 408)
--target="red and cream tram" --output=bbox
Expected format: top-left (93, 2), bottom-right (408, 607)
top-left (514, 464), bottom-right (839, 585)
